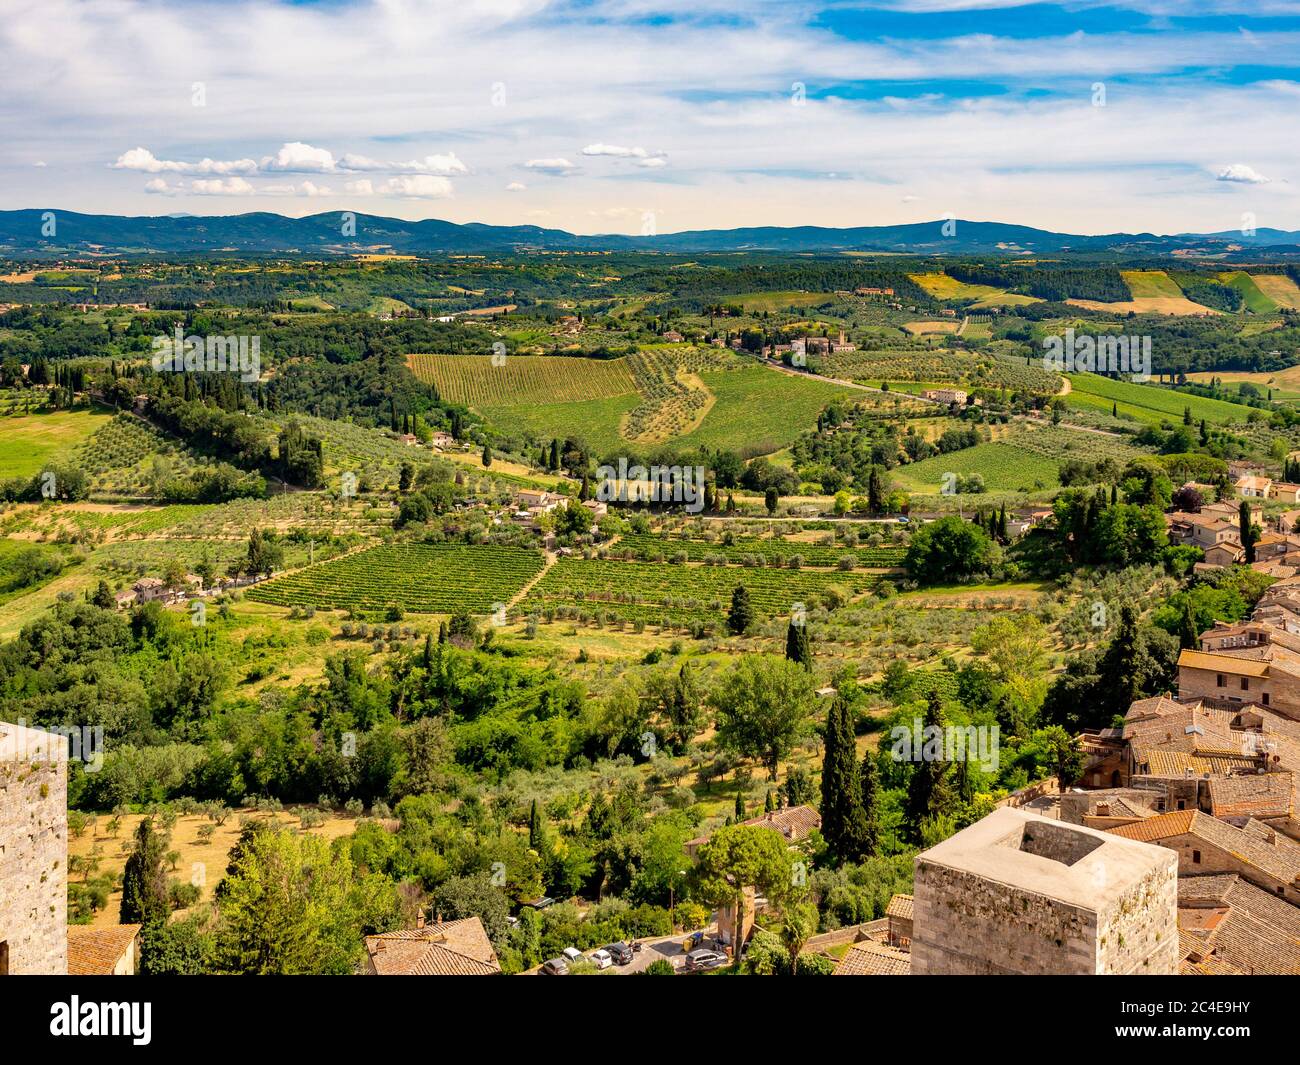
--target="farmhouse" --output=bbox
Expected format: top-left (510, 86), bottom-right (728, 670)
top-left (921, 388), bottom-right (967, 405)
top-left (1236, 474), bottom-right (1272, 498)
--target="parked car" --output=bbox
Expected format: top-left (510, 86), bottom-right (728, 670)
top-left (540, 958), bottom-right (569, 975)
top-left (589, 949), bottom-right (613, 970)
top-left (561, 946), bottom-right (583, 963)
top-left (605, 942), bottom-right (634, 965)
top-left (684, 948), bottom-right (727, 972)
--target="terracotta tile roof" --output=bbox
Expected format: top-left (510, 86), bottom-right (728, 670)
top-left (833, 939), bottom-right (911, 976)
top-left (885, 893), bottom-right (913, 921)
top-left (1178, 649), bottom-right (1271, 677)
top-left (1205, 773), bottom-right (1294, 819)
top-left (1130, 748), bottom-right (1258, 777)
top-left (1177, 875), bottom-right (1300, 975)
top-left (687, 804), bottom-right (821, 848)
top-left (1107, 808), bottom-right (1197, 843)
top-left (1110, 810), bottom-right (1300, 886)
top-left (67, 924), bottom-right (141, 975)
top-left (364, 917), bottom-right (501, 976)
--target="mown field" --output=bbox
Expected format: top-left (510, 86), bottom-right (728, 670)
top-left (908, 273), bottom-right (1005, 301)
top-left (246, 542), bottom-right (546, 614)
top-left (1065, 373), bottom-right (1251, 426)
top-left (891, 441), bottom-right (1062, 495)
top-left (0, 409), bottom-right (113, 479)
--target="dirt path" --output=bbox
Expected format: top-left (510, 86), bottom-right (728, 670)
top-left (506, 551), bottom-right (557, 610)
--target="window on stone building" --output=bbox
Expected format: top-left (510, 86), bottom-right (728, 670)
top-left (1217, 674), bottom-right (1225, 687)
top-left (1192, 850), bottom-right (1200, 864)
top-left (1241, 678), bottom-right (1250, 691)
top-left (0, 941), bottom-right (8, 975)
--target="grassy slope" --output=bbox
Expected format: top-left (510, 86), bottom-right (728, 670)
top-left (0, 409), bottom-right (113, 479)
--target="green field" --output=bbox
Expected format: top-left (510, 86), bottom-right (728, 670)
top-left (1120, 270), bottom-right (1183, 298)
top-left (0, 409), bottom-right (113, 479)
top-left (614, 532), bottom-right (905, 568)
top-left (891, 441), bottom-right (1063, 495)
top-left (1219, 271), bottom-right (1276, 314)
top-left (246, 542), bottom-right (546, 615)
top-left (1066, 373), bottom-right (1251, 427)
top-left (909, 274), bottom-right (1006, 301)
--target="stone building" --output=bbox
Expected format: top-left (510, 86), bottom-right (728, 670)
top-left (0, 720), bottom-right (68, 974)
top-left (911, 808), bottom-right (1179, 975)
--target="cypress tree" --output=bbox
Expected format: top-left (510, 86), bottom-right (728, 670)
top-left (1239, 500), bottom-right (1256, 564)
top-left (734, 788), bottom-right (746, 819)
top-left (859, 750), bottom-right (880, 857)
top-left (820, 697), bottom-right (871, 863)
top-left (904, 691), bottom-right (954, 842)
top-left (784, 618), bottom-right (812, 669)
top-left (120, 818), bottom-right (170, 926)
top-left (728, 585), bottom-right (753, 635)
top-left (1177, 598), bottom-right (1200, 651)
top-left (764, 789), bottom-right (776, 813)
top-left (528, 799), bottom-right (544, 852)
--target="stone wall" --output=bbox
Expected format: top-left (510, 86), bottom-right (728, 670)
top-left (912, 849), bottom-right (1178, 975)
top-left (0, 728), bottom-right (68, 975)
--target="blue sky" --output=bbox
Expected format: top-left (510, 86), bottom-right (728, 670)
top-left (1, 0), bottom-right (1297, 234)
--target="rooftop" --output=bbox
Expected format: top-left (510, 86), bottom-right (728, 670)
top-left (916, 808), bottom-right (1176, 910)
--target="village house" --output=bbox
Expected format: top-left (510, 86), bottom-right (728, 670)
top-left (661, 330), bottom-right (684, 343)
top-left (67, 925), bottom-right (142, 976)
top-left (1165, 511), bottom-right (1240, 550)
top-left (921, 388), bottom-right (968, 406)
top-left (430, 430), bottom-right (455, 449)
top-left (132, 577), bottom-right (166, 602)
top-left (363, 915), bottom-right (501, 975)
top-left (1236, 474), bottom-right (1272, 498)
top-left (1273, 482), bottom-right (1300, 504)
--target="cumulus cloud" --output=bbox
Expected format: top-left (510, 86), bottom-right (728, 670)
top-left (262, 142), bottom-right (337, 173)
top-left (1217, 163), bottom-right (1272, 184)
top-left (189, 177), bottom-right (257, 196)
top-left (113, 147), bottom-right (257, 175)
top-left (584, 144), bottom-right (668, 167)
top-left (344, 175), bottom-right (453, 199)
top-left (505, 181), bottom-right (527, 191)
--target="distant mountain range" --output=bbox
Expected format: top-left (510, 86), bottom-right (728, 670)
top-left (2, 209), bottom-right (1299, 257)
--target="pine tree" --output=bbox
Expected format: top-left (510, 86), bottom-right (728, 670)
top-left (728, 585), bottom-right (753, 635)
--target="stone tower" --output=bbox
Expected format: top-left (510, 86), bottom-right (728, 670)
top-left (0, 721), bottom-right (68, 974)
top-left (912, 808), bottom-right (1178, 975)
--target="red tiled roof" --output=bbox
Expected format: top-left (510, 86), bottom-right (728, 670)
top-left (67, 924), bottom-right (141, 975)
top-left (364, 917), bottom-right (501, 976)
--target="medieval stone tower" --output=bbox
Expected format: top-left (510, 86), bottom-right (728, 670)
top-left (912, 808), bottom-right (1178, 975)
top-left (0, 720), bottom-right (68, 974)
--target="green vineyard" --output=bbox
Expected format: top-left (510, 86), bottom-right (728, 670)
top-left (613, 532), bottom-right (905, 568)
top-left (246, 542), bottom-right (545, 614)
top-left (520, 556), bottom-right (878, 626)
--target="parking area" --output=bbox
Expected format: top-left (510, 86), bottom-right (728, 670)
top-left (527, 926), bottom-right (729, 975)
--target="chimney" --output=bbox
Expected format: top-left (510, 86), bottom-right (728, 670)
top-left (416, 910), bottom-right (426, 930)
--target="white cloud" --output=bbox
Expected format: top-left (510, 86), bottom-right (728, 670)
top-left (505, 181), bottom-right (527, 191)
top-left (189, 177), bottom-right (257, 196)
top-left (262, 142), bottom-right (337, 173)
top-left (377, 175), bottom-right (455, 199)
top-left (1217, 163), bottom-right (1272, 184)
top-left (341, 152), bottom-right (468, 176)
top-left (583, 144), bottom-right (649, 158)
top-left (524, 158), bottom-right (578, 175)
top-left (113, 147), bottom-right (258, 175)
top-left (345, 179), bottom-right (376, 196)
top-left (143, 178), bottom-right (172, 195)
top-left (636, 157), bottom-right (667, 168)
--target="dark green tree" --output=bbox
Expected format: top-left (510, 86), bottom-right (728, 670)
top-left (784, 617), bottom-right (812, 669)
top-left (728, 585), bottom-right (754, 636)
top-left (120, 817), bottom-right (170, 926)
top-left (904, 692), bottom-right (954, 841)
